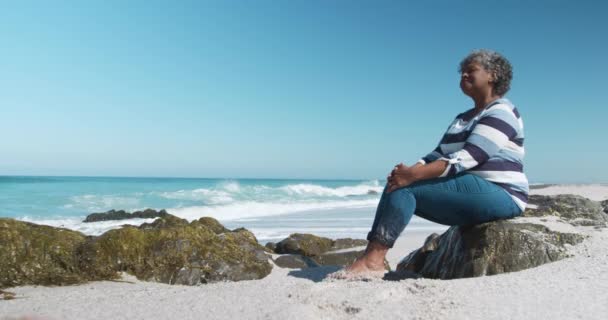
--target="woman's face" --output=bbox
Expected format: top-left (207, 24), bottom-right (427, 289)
top-left (460, 62), bottom-right (495, 97)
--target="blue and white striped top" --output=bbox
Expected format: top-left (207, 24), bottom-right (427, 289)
top-left (418, 97), bottom-right (529, 212)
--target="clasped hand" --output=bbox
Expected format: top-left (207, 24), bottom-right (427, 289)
top-left (386, 163), bottom-right (417, 193)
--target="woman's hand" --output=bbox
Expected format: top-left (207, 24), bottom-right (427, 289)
top-left (386, 163), bottom-right (418, 193)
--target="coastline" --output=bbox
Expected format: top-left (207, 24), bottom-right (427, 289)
top-left (1, 184), bottom-right (607, 319)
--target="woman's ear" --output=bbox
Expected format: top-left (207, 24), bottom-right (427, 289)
top-left (489, 71), bottom-right (497, 84)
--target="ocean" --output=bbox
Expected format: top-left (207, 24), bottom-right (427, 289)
top-left (0, 176), bottom-right (446, 244)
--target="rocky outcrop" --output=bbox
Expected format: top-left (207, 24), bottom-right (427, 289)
top-left (0, 218), bottom-right (88, 288)
top-left (1, 215), bottom-right (272, 288)
top-left (83, 209), bottom-right (169, 223)
top-left (524, 194), bottom-right (608, 227)
top-left (394, 194), bottom-right (606, 280)
top-left (78, 216), bottom-right (272, 285)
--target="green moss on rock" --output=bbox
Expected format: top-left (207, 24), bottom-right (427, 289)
top-left (274, 233), bottom-right (334, 256)
top-left (78, 216), bottom-right (272, 285)
top-left (0, 218), bottom-right (88, 288)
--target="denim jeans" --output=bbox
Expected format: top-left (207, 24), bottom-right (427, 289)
top-left (366, 172), bottom-right (523, 248)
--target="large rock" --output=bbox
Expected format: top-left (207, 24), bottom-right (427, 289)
top-left (396, 220), bottom-right (584, 279)
top-left (524, 194), bottom-right (608, 227)
top-left (83, 209), bottom-right (169, 223)
top-left (1, 215), bottom-right (273, 288)
top-left (77, 215), bottom-right (272, 285)
top-left (0, 219), bottom-right (90, 288)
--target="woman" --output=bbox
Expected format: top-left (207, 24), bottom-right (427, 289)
top-left (330, 49), bottom-right (528, 279)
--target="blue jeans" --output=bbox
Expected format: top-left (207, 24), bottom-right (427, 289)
top-left (366, 172), bottom-right (523, 248)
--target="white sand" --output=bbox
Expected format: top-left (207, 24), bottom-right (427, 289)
top-left (2, 185), bottom-right (607, 320)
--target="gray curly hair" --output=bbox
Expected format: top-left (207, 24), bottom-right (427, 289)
top-left (458, 49), bottom-right (513, 96)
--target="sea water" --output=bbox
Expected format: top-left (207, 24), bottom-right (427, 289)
top-left (0, 176), bottom-right (445, 244)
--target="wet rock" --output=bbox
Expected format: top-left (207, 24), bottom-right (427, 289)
top-left (367, 190), bottom-right (379, 195)
top-left (601, 200), bottom-right (608, 214)
top-left (396, 220), bottom-right (584, 279)
top-left (77, 215), bottom-right (272, 285)
top-left (0, 218), bottom-right (90, 288)
top-left (524, 194), bottom-right (607, 227)
top-left (83, 209), bottom-right (169, 223)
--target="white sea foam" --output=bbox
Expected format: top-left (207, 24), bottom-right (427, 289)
top-left (63, 194), bottom-right (140, 212)
top-left (167, 199), bottom-right (380, 221)
top-left (279, 180), bottom-right (383, 197)
top-left (158, 188), bottom-right (234, 204)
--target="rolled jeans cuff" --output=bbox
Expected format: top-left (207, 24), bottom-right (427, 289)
top-left (366, 231), bottom-right (396, 249)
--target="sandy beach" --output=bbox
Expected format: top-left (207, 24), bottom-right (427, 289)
top-left (2, 184), bottom-right (607, 320)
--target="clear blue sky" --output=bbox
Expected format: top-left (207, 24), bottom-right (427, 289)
top-left (1, 0), bottom-right (606, 183)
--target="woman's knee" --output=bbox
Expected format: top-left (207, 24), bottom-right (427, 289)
top-left (387, 187), bottom-right (415, 209)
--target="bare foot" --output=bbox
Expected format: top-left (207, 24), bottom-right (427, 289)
top-left (345, 256), bottom-right (386, 273)
top-left (326, 256), bottom-right (387, 281)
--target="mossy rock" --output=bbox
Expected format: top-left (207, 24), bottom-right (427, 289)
top-left (138, 215), bottom-right (189, 230)
top-left (274, 233), bottom-right (334, 256)
top-left (0, 218), bottom-right (90, 288)
top-left (192, 217), bottom-right (230, 234)
top-left (78, 218), bottom-right (272, 285)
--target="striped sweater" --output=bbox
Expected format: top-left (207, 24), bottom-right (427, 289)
top-left (417, 97), bottom-right (529, 212)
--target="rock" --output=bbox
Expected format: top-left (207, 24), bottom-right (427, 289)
top-left (265, 242), bottom-right (277, 253)
top-left (270, 234), bottom-right (389, 269)
top-left (83, 209), bottom-right (169, 223)
top-left (601, 200), bottom-right (608, 214)
top-left (367, 190), bottom-right (379, 195)
top-left (138, 214), bottom-right (188, 229)
top-left (0, 218), bottom-right (90, 288)
top-left (524, 194), bottom-right (607, 227)
top-left (192, 217), bottom-right (230, 234)
top-left (310, 250), bottom-right (365, 267)
top-left (274, 233), bottom-right (334, 256)
top-left (273, 255), bottom-right (320, 269)
top-left (77, 215), bottom-right (272, 285)
top-left (396, 220), bottom-right (584, 279)
top-left (329, 238), bottom-right (368, 251)
top-left (529, 184), bottom-right (556, 190)
top-left (273, 234), bottom-right (368, 256)
top-left (1, 215), bottom-right (273, 288)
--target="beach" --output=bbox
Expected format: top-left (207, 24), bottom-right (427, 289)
top-left (1, 184), bottom-right (608, 320)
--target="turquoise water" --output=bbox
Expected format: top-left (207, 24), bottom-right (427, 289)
top-left (0, 176), bottom-right (443, 243)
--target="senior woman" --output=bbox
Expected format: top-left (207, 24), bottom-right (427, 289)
top-left (330, 49), bottom-right (528, 279)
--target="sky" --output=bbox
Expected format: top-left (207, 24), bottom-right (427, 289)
top-left (1, 0), bottom-right (607, 183)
